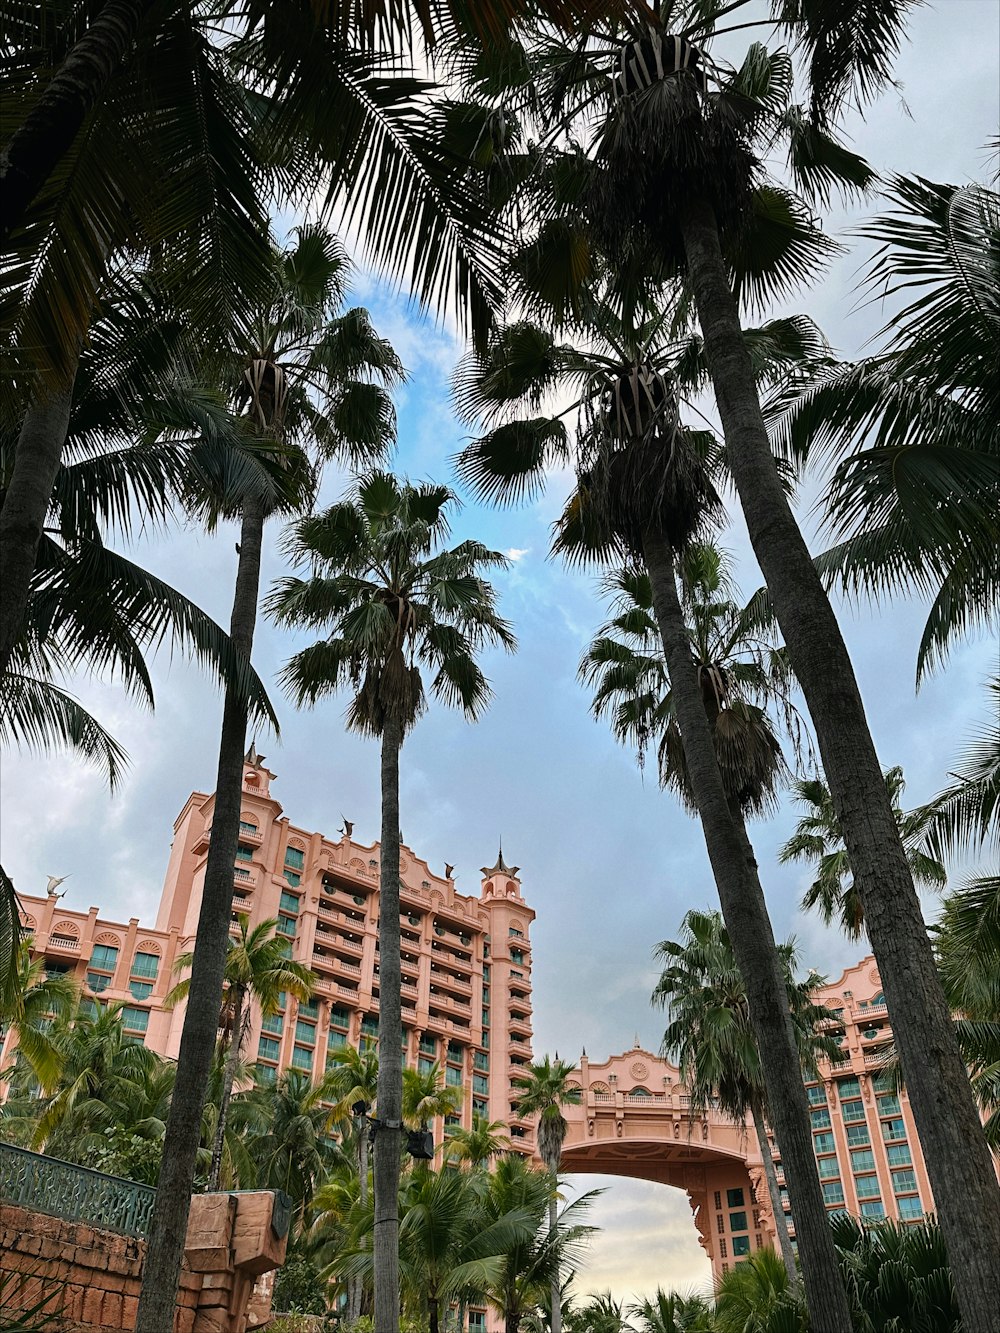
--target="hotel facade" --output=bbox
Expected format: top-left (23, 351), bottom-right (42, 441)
top-left (3, 746), bottom-right (984, 1283)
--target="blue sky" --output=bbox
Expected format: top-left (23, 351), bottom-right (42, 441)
top-left (2, 0), bottom-right (997, 1303)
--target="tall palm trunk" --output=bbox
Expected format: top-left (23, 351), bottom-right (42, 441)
top-left (135, 496), bottom-right (265, 1333)
top-left (749, 1096), bottom-right (797, 1283)
top-left (349, 1122), bottom-right (369, 1321)
top-left (641, 530), bottom-right (851, 1333)
top-left (373, 712), bottom-right (403, 1333)
top-left (208, 982), bottom-right (245, 1191)
top-left (547, 1184), bottom-right (560, 1333)
top-left (428, 1296), bottom-right (440, 1333)
top-left (0, 372), bottom-right (78, 677)
top-left (0, 0), bottom-right (156, 241)
top-left (679, 195), bottom-right (1000, 1330)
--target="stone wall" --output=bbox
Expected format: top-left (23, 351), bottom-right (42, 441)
top-left (0, 1191), bottom-right (286, 1333)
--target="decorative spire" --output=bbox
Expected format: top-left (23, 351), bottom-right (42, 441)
top-left (244, 740), bottom-right (265, 767)
top-left (480, 839), bottom-right (519, 877)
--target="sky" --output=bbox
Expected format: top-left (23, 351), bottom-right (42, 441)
top-left (2, 0), bottom-right (998, 1307)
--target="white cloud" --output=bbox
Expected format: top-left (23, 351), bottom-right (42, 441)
top-left (506, 547), bottom-right (531, 563)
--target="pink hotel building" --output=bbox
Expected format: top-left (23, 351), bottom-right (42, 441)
top-left (3, 746), bottom-right (972, 1280)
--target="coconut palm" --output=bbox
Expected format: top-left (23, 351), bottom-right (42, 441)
top-left (653, 909), bottom-right (841, 1282)
top-left (829, 1213), bottom-right (961, 1333)
top-left (0, 938), bottom-right (78, 1090)
top-left (269, 471), bottom-right (515, 1333)
top-left (444, 1112), bottom-right (512, 1168)
top-left (511, 1056), bottom-right (581, 1333)
top-left (166, 914), bottom-right (314, 1190)
top-left (713, 1246), bottom-right (806, 1333)
top-left (403, 1060), bottom-right (464, 1132)
top-left (458, 8), bottom-right (999, 1320)
top-left (323, 1041), bottom-right (381, 1318)
top-left (243, 1069), bottom-right (345, 1222)
top-left (779, 768), bottom-right (946, 940)
top-left (627, 1289), bottom-right (712, 1333)
top-left (769, 175), bottom-right (1000, 685)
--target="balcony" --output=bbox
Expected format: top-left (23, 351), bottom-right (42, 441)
top-left (401, 980), bottom-right (418, 997)
top-left (863, 1050), bottom-right (892, 1068)
top-left (509, 1036), bottom-right (532, 1055)
top-left (336, 982), bottom-right (360, 998)
top-left (233, 867), bottom-right (255, 887)
top-left (239, 824), bottom-right (264, 845)
top-left (335, 958), bottom-right (362, 977)
top-left (46, 934), bottom-right (80, 954)
top-left (335, 934), bottom-right (365, 956)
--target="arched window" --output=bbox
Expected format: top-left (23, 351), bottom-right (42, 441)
top-left (630, 1086), bottom-right (651, 1097)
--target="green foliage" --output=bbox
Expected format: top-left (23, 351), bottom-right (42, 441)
top-left (272, 1249), bottom-right (329, 1315)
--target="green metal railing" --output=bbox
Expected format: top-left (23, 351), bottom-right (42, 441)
top-left (0, 1140), bottom-right (156, 1237)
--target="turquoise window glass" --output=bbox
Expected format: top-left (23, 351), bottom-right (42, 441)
top-left (131, 952), bottom-right (159, 979)
top-left (285, 847), bottom-right (305, 871)
top-left (90, 944), bottom-right (118, 972)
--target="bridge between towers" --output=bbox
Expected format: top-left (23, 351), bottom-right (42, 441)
top-left (548, 1045), bottom-right (781, 1274)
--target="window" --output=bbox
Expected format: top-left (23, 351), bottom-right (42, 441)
top-left (841, 1099), bottom-right (866, 1123)
top-left (330, 1007), bottom-right (349, 1030)
top-left (468, 1313), bottom-right (486, 1331)
top-left (714, 1191), bottom-right (722, 1210)
top-left (810, 1108), bottom-right (831, 1130)
top-left (90, 944), bottom-right (118, 972)
top-left (861, 1200), bottom-right (885, 1218)
top-left (510, 949), bottom-right (524, 965)
top-left (473, 1051), bottom-right (489, 1071)
top-left (779, 1188), bottom-right (790, 1208)
top-left (446, 1065), bottom-right (462, 1086)
top-left (871, 1071), bottom-right (895, 1094)
top-left (418, 1056), bottom-right (435, 1075)
top-left (420, 1035), bottom-right (437, 1055)
top-left (239, 820), bottom-right (258, 834)
top-left (473, 1074), bottom-right (489, 1096)
top-left (822, 1182), bottom-right (845, 1206)
top-left (278, 915), bottom-right (296, 938)
top-left (855, 1175), bottom-right (881, 1200)
top-left (276, 939), bottom-right (293, 959)
top-left (846, 1124), bottom-right (871, 1147)
top-left (86, 971), bottom-right (111, 993)
top-left (850, 1149), bottom-right (876, 1172)
top-left (256, 1064), bottom-right (276, 1085)
top-left (131, 952), bottom-right (159, 979)
top-left (898, 1196), bottom-right (923, 1220)
top-left (326, 1030), bottom-right (347, 1053)
top-left (129, 981), bottom-right (153, 1001)
top-left (285, 847), bottom-right (305, 871)
top-left (508, 927), bottom-right (523, 938)
top-left (837, 1077), bottom-right (861, 1099)
top-left (726, 1188), bottom-right (745, 1209)
top-left (732, 1235), bottom-right (750, 1257)
top-left (818, 1158), bottom-right (840, 1179)
top-left (482, 1009), bottom-right (490, 1026)
top-left (299, 998), bottom-right (319, 1020)
top-left (813, 1132), bottom-right (835, 1155)
top-left (718, 1236), bottom-right (727, 1254)
top-left (473, 1097), bottom-right (488, 1116)
top-left (892, 1169), bottom-right (917, 1195)
top-left (121, 1006), bottom-right (149, 1033)
top-left (361, 1016), bottom-right (378, 1037)
top-left (886, 1144), bottom-right (912, 1167)
top-left (283, 870), bottom-right (301, 887)
top-left (258, 1036), bottom-right (280, 1061)
top-left (481, 986), bottom-right (490, 1003)
top-left (882, 1118), bottom-right (907, 1142)
top-left (279, 890), bottom-right (300, 914)
top-left (716, 1213), bottom-right (725, 1234)
top-left (729, 1212), bottom-right (747, 1233)
top-left (291, 1044), bottom-right (313, 1070)
top-left (295, 1019), bottom-right (316, 1045)
top-left (876, 1093), bottom-right (901, 1117)
top-left (806, 1084), bottom-right (826, 1106)
top-left (235, 844), bottom-right (253, 861)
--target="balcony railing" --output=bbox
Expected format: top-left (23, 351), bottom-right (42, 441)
top-left (47, 935), bottom-right (80, 951)
top-left (0, 1142), bottom-right (156, 1238)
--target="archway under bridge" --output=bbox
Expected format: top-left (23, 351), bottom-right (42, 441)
top-left (546, 1045), bottom-right (782, 1279)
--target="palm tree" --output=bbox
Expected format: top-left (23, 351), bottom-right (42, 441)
top-left (713, 1247), bottom-right (805, 1333)
top-left (653, 909), bottom-right (841, 1282)
top-left (627, 1289), bottom-right (712, 1333)
top-left (244, 1069), bottom-right (345, 1222)
top-left (0, 938), bottom-right (78, 1092)
top-left (324, 1041), bottom-right (381, 1318)
top-left (138, 229), bottom-right (405, 1332)
top-left (512, 1056), bottom-right (580, 1333)
top-left (403, 1060), bottom-right (464, 1132)
top-left (463, 11), bottom-right (1000, 1322)
top-left (444, 1112), bottom-right (512, 1168)
top-left (166, 914), bottom-right (314, 1190)
top-left (479, 1153), bottom-right (597, 1333)
top-left (270, 471), bottom-right (515, 1333)
top-left (829, 1213), bottom-right (961, 1333)
top-left (454, 265), bottom-right (852, 1325)
top-left (779, 768), bottom-right (946, 940)
top-left (769, 175), bottom-right (1000, 685)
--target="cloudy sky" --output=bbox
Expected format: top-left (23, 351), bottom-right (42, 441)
top-left (2, 0), bottom-right (997, 1305)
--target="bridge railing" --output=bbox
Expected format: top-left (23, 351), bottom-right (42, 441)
top-left (0, 1140), bottom-right (156, 1238)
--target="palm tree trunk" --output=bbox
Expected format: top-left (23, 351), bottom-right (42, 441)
top-left (679, 193), bottom-right (1000, 1330)
top-left (428, 1296), bottom-right (440, 1333)
top-left (749, 1097), bottom-right (797, 1283)
top-left (548, 1190), bottom-right (561, 1333)
top-left (373, 712), bottom-right (403, 1333)
top-left (641, 530), bottom-right (851, 1333)
top-left (135, 497), bottom-right (266, 1333)
top-left (0, 375), bottom-right (77, 677)
top-left (208, 984), bottom-right (244, 1191)
top-left (0, 0), bottom-right (156, 241)
top-left (351, 1125), bottom-right (369, 1321)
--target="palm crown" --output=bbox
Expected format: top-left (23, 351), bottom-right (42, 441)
top-left (268, 471), bottom-right (515, 736)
